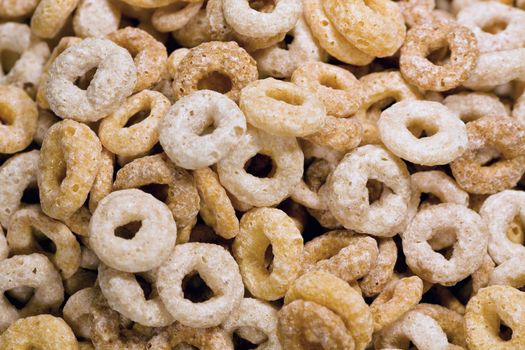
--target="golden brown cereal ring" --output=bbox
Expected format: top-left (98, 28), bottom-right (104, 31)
top-left (413, 303), bottom-right (467, 348)
top-left (107, 27), bottom-right (167, 93)
top-left (98, 264), bottom-right (174, 327)
top-left (157, 242), bottom-right (244, 328)
top-left (38, 120), bottom-right (102, 220)
top-left (99, 90), bottom-right (170, 157)
top-left (46, 38), bottom-right (137, 122)
top-left (173, 41), bottom-right (257, 102)
top-left (285, 271), bottom-right (373, 350)
top-left (240, 78), bottom-right (326, 137)
top-left (370, 276), bottom-right (424, 331)
top-left (194, 167), bottom-right (239, 239)
top-left (301, 230), bottom-right (378, 283)
top-left (360, 238), bottom-right (397, 297)
top-left (159, 90), bottom-right (247, 169)
top-left (0, 0), bottom-right (38, 18)
top-left (465, 285), bottom-right (525, 349)
top-left (403, 203), bottom-right (488, 285)
top-left (30, 0), bottom-right (79, 39)
top-left (278, 299), bottom-right (355, 350)
top-left (217, 127), bottom-right (303, 207)
top-left (0, 254), bottom-right (63, 332)
top-left (88, 148), bottom-right (114, 213)
top-left (74, 0), bottom-right (121, 38)
top-left (326, 145), bottom-right (411, 237)
top-left (1, 314), bottom-right (78, 350)
top-left (152, 1), bottom-right (203, 32)
top-left (7, 206), bottom-right (81, 279)
top-left (444, 92), bottom-right (507, 123)
top-left (34, 109), bottom-right (59, 146)
top-left (172, 9), bottom-right (213, 48)
top-left (303, 0), bottom-right (374, 65)
top-left (63, 287), bottom-right (96, 339)
top-left (291, 61), bottom-right (362, 118)
top-left (400, 21), bottom-right (479, 91)
top-left (379, 100), bottom-right (468, 166)
top-left (0, 85), bottom-right (38, 154)
top-left (323, 0), bottom-right (406, 57)
top-left (451, 116), bottom-right (525, 194)
top-left (113, 154), bottom-right (200, 229)
top-left (0, 150), bottom-right (39, 228)
top-left (148, 322), bottom-right (233, 350)
top-left (233, 208), bottom-right (303, 300)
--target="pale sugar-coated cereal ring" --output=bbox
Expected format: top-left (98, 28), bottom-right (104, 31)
top-left (400, 21), bottom-right (479, 91)
top-left (206, 0), bottom-right (234, 41)
top-left (285, 271), bottom-right (373, 350)
top-left (0, 314), bottom-right (78, 350)
top-left (89, 189), bottom-right (177, 273)
top-left (379, 100), bottom-right (468, 166)
top-left (152, 1), bottom-right (203, 32)
top-left (403, 203), bottom-right (488, 286)
top-left (73, 0), bottom-right (122, 38)
top-left (46, 37), bottom-right (137, 122)
top-left (63, 287), bottom-right (96, 339)
top-left (0, 85), bottom-right (38, 154)
top-left (30, 0), bottom-right (79, 39)
top-left (113, 154), bottom-right (200, 229)
top-left (240, 78), bottom-right (326, 137)
top-left (217, 127), bottom-right (303, 207)
top-left (233, 208), bottom-right (303, 300)
top-left (173, 41), bottom-right (257, 102)
top-left (323, 0), bottom-right (406, 57)
top-left (157, 242), bottom-right (244, 328)
top-left (0, 150), bottom-right (39, 228)
top-left (465, 285), bottom-right (525, 349)
top-left (291, 61), bottom-right (362, 118)
top-left (7, 206), bottom-right (81, 279)
top-left (98, 264), bottom-right (174, 327)
top-left (451, 0), bottom-right (512, 14)
top-left (359, 237), bottom-right (397, 297)
top-left (0, 0), bottom-right (38, 18)
top-left (99, 90), bottom-right (170, 157)
top-left (370, 276), bottom-right (423, 331)
top-left (450, 116), bottom-right (525, 194)
top-left (397, 0), bottom-right (435, 27)
top-left (88, 148), bottom-right (114, 213)
top-left (443, 92), bottom-right (507, 123)
top-left (107, 27), bottom-right (167, 92)
top-left (160, 90), bottom-right (246, 169)
top-left (413, 303), bottom-right (467, 348)
top-left (303, 0), bottom-right (374, 65)
top-left (34, 109), bottom-right (59, 146)
top-left (194, 167), bottom-right (239, 239)
top-left (278, 299), bottom-right (355, 350)
top-left (0, 254), bottom-right (63, 332)
top-left (38, 120), bottom-right (102, 220)
top-left (148, 322), bottom-right (234, 350)
top-left (300, 230), bottom-right (378, 283)
top-left (326, 145), bottom-right (411, 237)
top-left (488, 255), bottom-right (525, 288)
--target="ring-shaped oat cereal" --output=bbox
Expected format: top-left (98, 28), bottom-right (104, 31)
top-left (89, 189), bottom-right (177, 273)
top-left (378, 100), bottom-right (468, 165)
top-left (30, 0), bottom-right (79, 39)
top-left (359, 238), bottom-right (397, 297)
top-left (63, 287), bottom-right (96, 339)
top-left (326, 145), bottom-right (411, 237)
top-left (413, 303), bottom-right (467, 348)
top-left (233, 208), bottom-right (303, 300)
top-left (152, 1), bottom-right (203, 32)
top-left (157, 242), bottom-right (244, 328)
top-left (159, 90), bottom-right (247, 169)
top-left (73, 0), bottom-right (121, 38)
top-left (46, 38), bottom-right (137, 123)
top-left (402, 203), bottom-right (488, 286)
top-left (488, 255), bottom-right (525, 288)
top-left (443, 92), bottom-right (507, 123)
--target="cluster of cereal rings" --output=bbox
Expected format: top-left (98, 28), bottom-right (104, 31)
top-left (1, 0), bottom-right (525, 349)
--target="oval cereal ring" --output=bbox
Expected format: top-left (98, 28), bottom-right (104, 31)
top-left (217, 128), bottom-right (304, 207)
top-left (326, 145), bottom-right (411, 237)
top-left (99, 90), bottom-right (170, 157)
top-left (284, 270), bottom-right (373, 350)
top-left (0, 150), bottom-right (39, 228)
top-left (7, 206), bottom-right (81, 279)
top-left (73, 0), bottom-right (121, 38)
top-left (360, 237), bottom-right (397, 297)
top-left (1, 314), bottom-right (78, 349)
top-left (403, 203), bottom-right (488, 285)
top-left (413, 303), bottom-right (467, 348)
top-left (379, 100), bottom-right (468, 165)
top-left (173, 41), bottom-right (257, 102)
top-left (233, 208), bottom-right (303, 300)
top-left (38, 120), bottom-right (102, 220)
top-left (450, 116), bottom-right (525, 194)
top-left (46, 37), bottom-right (137, 122)
top-left (400, 21), bottom-right (479, 91)
top-left (152, 1), bottom-right (203, 32)
top-left (444, 92), bottom-right (507, 123)
top-left (30, 0), bottom-right (79, 39)
top-left (157, 242), bottom-right (244, 328)
top-left (0, 254), bottom-right (63, 332)
top-left (63, 287), bottom-right (96, 339)
top-left (89, 189), bottom-right (177, 273)
top-left (159, 90), bottom-right (247, 169)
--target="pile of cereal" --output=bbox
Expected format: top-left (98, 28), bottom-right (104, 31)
top-left (1, 0), bottom-right (525, 348)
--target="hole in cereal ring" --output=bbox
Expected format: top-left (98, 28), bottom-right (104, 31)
top-left (136, 274), bottom-right (155, 300)
top-left (426, 45), bottom-right (451, 66)
top-left (244, 153), bottom-right (275, 178)
top-left (197, 71), bottom-right (233, 94)
top-left (182, 271), bottom-right (214, 303)
top-left (248, 0), bottom-right (275, 12)
top-left (499, 322), bottom-right (513, 341)
top-left (506, 215), bottom-right (525, 245)
top-left (125, 109), bottom-right (151, 128)
top-left (264, 245), bottom-right (274, 273)
top-left (139, 183), bottom-right (169, 203)
top-left (418, 192), bottom-right (442, 209)
top-left (33, 228), bottom-right (57, 254)
top-left (21, 186), bottom-right (40, 205)
top-left (266, 88), bottom-right (304, 106)
top-left (278, 34), bottom-right (294, 50)
top-left (233, 332), bottom-right (259, 349)
top-left (4, 287), bottom-right (36, 310)
top-left (407, 119), bottom-right (438, 139)
top-left (319, 73), bottom-right (343, 90)
top-left (0, 49), bottom-right (21, 75)
top-left (56, 163), bottom-right (67, 185)
top-left (429, 228), bottom-right (457, 260)
top-left (366, 179), bottom-right (385, 204)
top-left (115, 220), bottom-right (142, 240)
top-left (74, 67), bottom-right (97, 90)
top-left (474, 146), bottom-right (503, 167)
top-left (482, 19), bottom-right (508, 34)
top-left (369, 97), bottom-right (396, 114)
